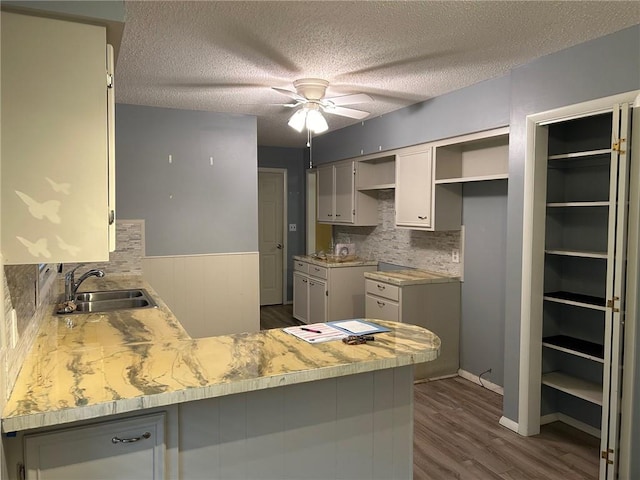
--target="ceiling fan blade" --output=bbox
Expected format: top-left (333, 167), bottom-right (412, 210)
top-left (322, 105), bottom-right (370, 120)
top-left (270, 103), bottom-right (299, 107)
top-left (272, 87), bottom-right (306, 102)
top-left (323, 93), bottom-right (373, 106)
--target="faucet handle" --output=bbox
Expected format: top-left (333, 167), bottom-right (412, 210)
top-left (64, 264), bottom-right (84, 279)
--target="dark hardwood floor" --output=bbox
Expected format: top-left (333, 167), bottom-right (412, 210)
top-left (260, 303), bottom-right (301, 330)
top-left (413, 377), bottom-right (599, 480)
top-left (260, 305), bottom-right (600, 480)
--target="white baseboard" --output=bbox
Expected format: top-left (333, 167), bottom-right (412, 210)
top-left (458, 369), bottom-right (504, 395)
top-left (499, 416), bottom-right (519, 433)
top-left (540, 413), bottom-right (601, 438)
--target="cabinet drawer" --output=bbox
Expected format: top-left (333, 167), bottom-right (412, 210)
top-left (308, 264), bottom-right (328, 280)
top-left (366, 279), bottom-right (400, 301)
top-left (294, 260), bottom-right (309, 274)
top-left (366, 294), bottom-right (400, 322)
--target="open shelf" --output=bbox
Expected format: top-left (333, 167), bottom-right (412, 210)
top-left (356, 155), bottom-right (395, 190)
top-left (357, 183), bottom-right (394, 191)
top-left (434, 173), bottom-right (508, 184)
top-left (543, 335), bottom-right (604, 363)
top-left (548, 148), bottom-right (612, 161)
top-left (544, 291), bottom-right (607, 311)
top-left (545, 249), bottom-right (607, 259)
top-left (542, 371), bottom-right (603, 406)
top-left (546, 201), bottom-right (609, 208)
top-left (434, 128), bottom-right (509, 184)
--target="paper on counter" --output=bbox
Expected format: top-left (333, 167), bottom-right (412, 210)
top-left (283, 323), bottom-right (347, 343)
top-left (328, 320), bottom-right (390, 335)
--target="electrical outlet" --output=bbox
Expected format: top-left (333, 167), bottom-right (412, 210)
top-left (289, 223), bottom-right (297, 232)
top-left (452, 248), bottom-right (460, 263)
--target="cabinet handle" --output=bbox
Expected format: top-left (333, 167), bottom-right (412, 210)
top-left (112, 432), bottom-right (151, 444)
top-left (328, 213), bottom-right (333, 217)
top-left (377, 300), bottom-right (386, 307)
top-left (302, 279), bottom-right (308, 283)
top-left (417, 215), bottom-right (427, 220)
top-left (335, 213), bottom-right (341, 217)
top-left (376, 284), bottom-right (386, 290)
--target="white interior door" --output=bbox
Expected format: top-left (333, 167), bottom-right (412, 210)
top-left (258, 169), bottom-right (285, 306)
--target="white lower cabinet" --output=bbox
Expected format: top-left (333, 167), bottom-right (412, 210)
top-left (292, 271), bottom-right (310, 323)
top-left (23, 413), bottom-right (166, 480)
top-left (365, 278), bottom-right (460, 380)
top-left (293, 258), bottom-right (376, 323)
top-left (307, 276), bottom-right (328, 324)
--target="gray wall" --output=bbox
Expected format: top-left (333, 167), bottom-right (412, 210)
top-left (460, 180), bottom-right (508, 385)
top-left (116, 104), bottom-right (258, 256)
top-left (313, 74), bottom-right (511, 164)
top-left (258, 146), bottom-right (307, 302)
top-left (1, 1), bottom-right (125, 21)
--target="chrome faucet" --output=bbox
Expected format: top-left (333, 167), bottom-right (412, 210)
top-left (64, 265), bottom-right (105, 302)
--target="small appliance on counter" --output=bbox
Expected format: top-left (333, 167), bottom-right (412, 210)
top-left (334, 243), bottom-right (356, 259)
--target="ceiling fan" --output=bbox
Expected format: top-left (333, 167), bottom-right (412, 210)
top-left (272, 78), bottom-right (373, 134)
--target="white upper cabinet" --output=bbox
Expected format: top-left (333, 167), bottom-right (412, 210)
top-left (316, 161), bottom-right (377, 226)
top-left (333, 162), bottom-right (355, 222)
top-left (316, 165), bottom-right (335, 223)
top-left (1, 12), bottom-right (115, 264)
top-left (395, 147), bottom-right (433, 228)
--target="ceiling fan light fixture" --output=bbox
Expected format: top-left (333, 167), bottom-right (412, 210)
top-left (306, 109), bottom-right (328, 134)
top-left (287, 108), bottom-right (307, 132)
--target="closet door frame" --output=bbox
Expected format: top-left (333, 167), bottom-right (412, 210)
top-left (517, 90), bottom-right (639, 479)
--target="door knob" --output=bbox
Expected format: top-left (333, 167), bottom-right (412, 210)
top-left (276, 243), bottom-right (283, 249)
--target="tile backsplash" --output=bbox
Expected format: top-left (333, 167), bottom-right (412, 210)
top-left (334, 190), bottom-right (462, 276)
top-left (61, 220), bottom-right (144, 277)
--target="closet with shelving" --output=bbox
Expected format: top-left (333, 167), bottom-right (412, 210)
top-left (522, 94), bottom-right (637, 479)
top-left (541, 111), bottom-right (614, 425)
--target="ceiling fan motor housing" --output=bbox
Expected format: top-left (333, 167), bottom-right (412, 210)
top-left (293, 78), bottom-right (329, 100)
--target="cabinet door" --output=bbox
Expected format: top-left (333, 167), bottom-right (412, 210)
top-left (395, 149), bottom-right (433, 228)
top-left (24, 413), bottom-right (165, 480)
top-left (334, 162), bottom-right (355, 223)
top-left (317, 166), bottom-right (334, 222)
top-left (1, 13), bottom-right (110, 264)
top-left (308, 278), bottom-right (327, 324)
top-left (293, 272), bottom-right (309, 323)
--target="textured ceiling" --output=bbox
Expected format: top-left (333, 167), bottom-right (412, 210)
top-left (116, 1), bottom-right (640, 148)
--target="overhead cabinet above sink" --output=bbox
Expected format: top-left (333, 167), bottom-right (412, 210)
top-left (1, 12), bottom-right (116, 264)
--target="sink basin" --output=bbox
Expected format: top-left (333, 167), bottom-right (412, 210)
top-left (56, 289), bottom-right (158, 315)
top-left (74, 289), bottom-right (145, 302)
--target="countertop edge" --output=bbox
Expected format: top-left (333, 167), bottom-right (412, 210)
top-left (293, 255), bottom-right (378, 268)
top-left (2, 350), bottom-right (437, 432)
top-left (364, 270), bottom-right (460, 286)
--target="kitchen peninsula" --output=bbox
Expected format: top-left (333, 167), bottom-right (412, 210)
top-left (2, 276), bottom-right (440, 480)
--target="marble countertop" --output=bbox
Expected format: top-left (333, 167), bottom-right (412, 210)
top-left (2, 276), bottom-right (440, 433)
top-left (294, 255), bottom-right (378, 268)
top-left (365, 269), bottom-right (460, 286)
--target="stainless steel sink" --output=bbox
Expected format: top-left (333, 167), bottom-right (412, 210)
top-left (56, 289), bottom-right (157, 315)
top-left (74, 289), bottom-right (145, 302)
